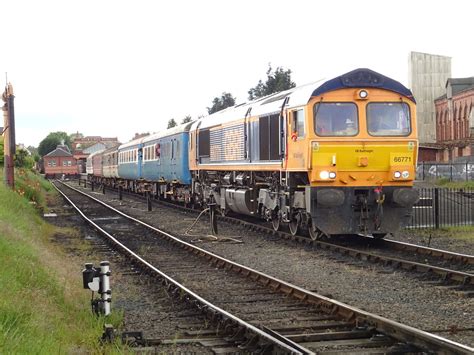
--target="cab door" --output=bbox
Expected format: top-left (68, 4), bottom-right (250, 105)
top-left (286, 107), bottom-right (307, 171)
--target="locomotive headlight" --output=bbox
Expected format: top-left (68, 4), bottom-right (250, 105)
top-left (328, 172), bottom-right (337, 179)
top-left (402, 171), bottom-right (410, 179)
top-left (319, 171), bottom-right (330, 179)
top-left (358, 90), bottom-right (368, 99)
top-left (394, 171), bottom-right (401, 179)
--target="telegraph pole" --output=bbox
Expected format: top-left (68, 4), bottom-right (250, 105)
top-left (2, 80), bottom-right (15, 189)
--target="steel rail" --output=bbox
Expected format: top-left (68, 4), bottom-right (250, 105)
top-left (379, 238), bottom-right (474, 265)
top-left (53, 181), bottom-right (311, 354)
top-left (100, 182), bottom-right (474, 267)
top-left (59, 181), bottom-right (474, 354)
top-left (213, 211), bottom-right (474, 286)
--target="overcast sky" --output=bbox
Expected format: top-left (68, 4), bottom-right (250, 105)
top-left (2, 0), bottom-right (474, 147)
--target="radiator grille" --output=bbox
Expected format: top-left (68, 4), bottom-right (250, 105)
top-left (210, 124), bottom-right (245, 162)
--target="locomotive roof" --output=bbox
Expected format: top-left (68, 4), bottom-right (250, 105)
top-left (194, 80), bottom-right (324, 130)
top-left (193, 68), bottom-right (414, 130)
top-left (312, 68), bottom-right (416, 103)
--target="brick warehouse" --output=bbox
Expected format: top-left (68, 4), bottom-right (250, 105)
top-left (435, 78), bottom-right (474, 161)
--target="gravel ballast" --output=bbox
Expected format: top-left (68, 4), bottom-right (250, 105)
top-left (65, 184), bottom-right (474, 347)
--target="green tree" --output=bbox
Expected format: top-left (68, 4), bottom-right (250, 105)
top-left (248, 64), bottom-right (296, 100)
top-left (181, 115), bottom-right (192, 124)
top-left (207, 92), bottom-right (235, 114)
top-left (14, 148), bottom-right (34, 169)
top-left (38, 131), bottom-right (72, 156)
top-left (167, 119), bottom-right (177, 129)
top-left (27, 145), bottom-right (38, 156)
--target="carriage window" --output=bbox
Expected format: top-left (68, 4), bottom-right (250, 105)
top-left (314, 103), bottom-right (358, 136)
top-left (367, 103), bottom-right (411, 136)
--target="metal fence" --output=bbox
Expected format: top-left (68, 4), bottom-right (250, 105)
top-left (408, 187), bottom-right (474, 229)
top-left (417, 161), bottom-right (473, 182)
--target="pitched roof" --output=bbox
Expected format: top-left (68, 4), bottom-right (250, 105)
top-left (435, 77), bottom-right (474, 101)
top-left (45, 147), bottom-right (73, 157)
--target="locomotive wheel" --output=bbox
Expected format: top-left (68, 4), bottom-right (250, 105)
top-left (271, 216), bottom-right (280, 231)
top-left (288, 216), bottom-right (300, 236)
top-left (308, 220), bottom-right (321, 241)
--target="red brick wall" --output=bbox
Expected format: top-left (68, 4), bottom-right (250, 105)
top-left (436, 89), bottom-right (473, 142)
top-left (44, 156), bottom-right (79, 175)
top-left (435, 88), bottom-right (474, 161)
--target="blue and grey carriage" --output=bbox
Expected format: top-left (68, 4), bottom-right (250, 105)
top-left (141, 122), bottom-right (193, 200)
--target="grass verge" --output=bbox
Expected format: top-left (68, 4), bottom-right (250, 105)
top-left (404, 226), bottom-right (474, 241)
top-left (0, 169), bottom-right (125, 353)
top-left (435, 179), bottom-right (474, 189)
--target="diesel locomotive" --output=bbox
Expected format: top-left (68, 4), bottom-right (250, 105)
top-left (89, 68), bottom-right (419, 239)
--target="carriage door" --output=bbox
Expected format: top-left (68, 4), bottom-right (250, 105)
top-left (138, 147), bottom-right (143, 178)
top-left (171, 138), bottom-right (176, 181)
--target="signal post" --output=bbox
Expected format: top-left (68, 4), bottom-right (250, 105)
top-left (2, 82), bottom-right (15, 189)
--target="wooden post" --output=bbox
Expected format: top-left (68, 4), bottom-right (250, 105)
top-left (2, 82), bottom-right (15, 189)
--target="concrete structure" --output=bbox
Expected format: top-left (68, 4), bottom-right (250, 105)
top-left (434, 78), bottom-right (474, 161)
top-left (408, 52), bottom-right (451, 145)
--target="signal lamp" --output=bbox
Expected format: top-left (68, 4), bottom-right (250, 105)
top-left (394, 171), bottom-right (401, 179)
top-left (402, 171), bottom-right (410, 179)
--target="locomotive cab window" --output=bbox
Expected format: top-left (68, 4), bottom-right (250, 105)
top-left (367, 102), bottom-right (411, 136)
top-left (314, 103), bottom-right (358, 136)
top-left (291, 109), bottom-right (305, 139)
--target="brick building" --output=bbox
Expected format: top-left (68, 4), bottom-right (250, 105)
top-left (43, 144), bottom-right (79, 178)
top-left (434, 78), bottom-right (474, 161)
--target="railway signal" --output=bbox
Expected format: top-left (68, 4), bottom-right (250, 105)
top-left (82, 261), bottom-right (112, 316)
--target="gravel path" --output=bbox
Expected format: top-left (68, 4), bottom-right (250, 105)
top-left (70, 184), bottom-right (474, 347)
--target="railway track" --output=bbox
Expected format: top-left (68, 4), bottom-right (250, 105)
top-left (54, 180), bottom-right (473, 354)
top-left (89, 180), bottom-right (474, 290)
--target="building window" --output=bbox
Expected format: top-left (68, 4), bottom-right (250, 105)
top-left (52, 160), bottom-right (56, 167)
top-left (68, 161), bottom-right (72, 166)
